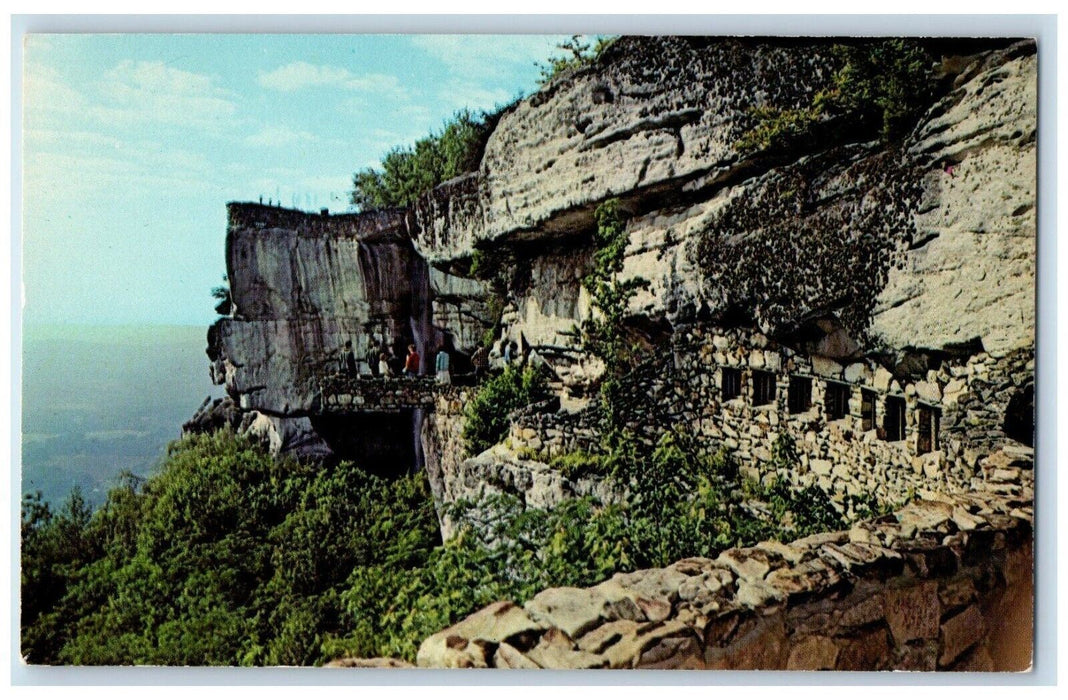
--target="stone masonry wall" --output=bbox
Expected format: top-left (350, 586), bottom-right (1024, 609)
top-left (319, 374), bottom-right (463, 412)
top-left (420, 393), bottom-right (469, 533)
top-left (507, 323), bottom-right (1033, 513)
top-left (417, 446), bottom-right (1033, 670)
top-left (509, 404), bottom-right (602, 459)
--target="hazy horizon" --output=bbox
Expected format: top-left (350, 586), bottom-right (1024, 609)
top-left (20, 323), bottom-right (223, 507)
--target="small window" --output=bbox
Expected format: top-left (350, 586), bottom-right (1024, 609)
top-left (788, 376), bottom-right (812, 414)
top-left (721, 367), bottom-right (742, 401)
top-left (752, 370), bottom-right (776, 406)
top-left (884, 395), bottom-right (906, 442)
top-left (917, 404), bottom-right (941, 454)
top-left (861, 389), bottom-right (877, 432)
top-left (825, 381), bottom-right (851, 421)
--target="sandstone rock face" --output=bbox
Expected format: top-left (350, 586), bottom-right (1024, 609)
top-left (206, 204), bottom-right (476, 461)
top-left (413, 38), bottom-right (845, 262)
top-left (182, 395), bottom-right (242, 436)
top-left (872, 44), bottom-right (1037, 356)
top-left (204, 38), bottom-right (1035, 551)
top-left (210, 204), bottom-right (435, 417)
top-left (430, 439), bottom-right (625, 540)
top-left (411, 38), bottom-right (1034, 371)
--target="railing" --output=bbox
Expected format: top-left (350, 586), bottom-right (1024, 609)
top-left (318, 373), bottom-right (453, 412)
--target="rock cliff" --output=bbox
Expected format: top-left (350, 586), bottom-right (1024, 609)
top-left (203, 34), bottom-right (1035, 521)
top-left (201, 34), bottom-right (1037, 670)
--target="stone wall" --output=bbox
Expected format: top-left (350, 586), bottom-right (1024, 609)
top-left (417, 446), bottom-right (1033, 670)
top-left (509, 402), bottom-right (602, 459)
top-left (505, 323), bottom-right (1034, 513)
top-left (420, 393), bottom-right (469, 533)
top-left (319, 374), bottom-right (462, 412)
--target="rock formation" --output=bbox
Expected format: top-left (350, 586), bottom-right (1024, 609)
top-left (202, 36), bottom-right (1036, 668)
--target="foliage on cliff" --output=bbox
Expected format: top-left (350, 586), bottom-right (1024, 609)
top-left (211, 274), bottom-right (231, 316)
top-left (581, 199), bottom-right (649, 447)
top-left (737, 39), bottom-right (934, 153)
top-left (462, 364), bottom-right (549, 456)
top-left (350, 37), bottom-right (621, 211)
top-left (350, 108), bottom-right (502, 210)
top-left (329, 431), bottom-right (862, 662)
top-left (536, 35), bottom-right (617, 84)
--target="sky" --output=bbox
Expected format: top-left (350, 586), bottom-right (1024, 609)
top-left (20, 33), bottom-right (572, 327)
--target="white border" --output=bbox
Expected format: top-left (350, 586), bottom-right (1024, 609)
top-left (5, 12), bottom-right (1059, 690)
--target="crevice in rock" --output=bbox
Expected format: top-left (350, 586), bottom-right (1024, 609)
top-left (578, 108), bottom-right (704, 152)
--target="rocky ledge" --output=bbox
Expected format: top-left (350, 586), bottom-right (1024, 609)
top-left (412, 445), bottom-right (1033, 671)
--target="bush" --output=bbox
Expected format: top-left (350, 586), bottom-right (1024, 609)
top-left (351, 108), bottom-right (499, 210)
top-left (537, 35), bottom-right (617, 85)
top-left (20, 431), bottom-right (441, 666)
top-left (737, 39), bottom-right (934, 153)
top-left (549, 450), bottom-right (605, 479)
top-left (580, 199), bottom-right (649, 443)
top-left (211, 274), bottom-right (231, 316)
top-left (462, 365), bottom-right (549, 456)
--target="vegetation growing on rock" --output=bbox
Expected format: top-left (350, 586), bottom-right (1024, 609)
top-left (21, 432), bottom-right (440, 665)
top-left (350, 108), bottom-right (502, 210)
top-left (737, 39), bottom-right (935, 153)
top-left (536, 35), bottom-right (617, 85)
top-left (581, 199), bottom-right (649, 446)
top-left (462, 365), bottom-right (550, 456)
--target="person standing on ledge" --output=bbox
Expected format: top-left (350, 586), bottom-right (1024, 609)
top-left (341, 341), bottom-right (357, 377)
top-left (378, 352), bottom-right (393, 379)
top-left (404, 344), bottom-right (420, 378)
top-left (435, 346), bottom-right (451, 385)
top-left (471, 343), bottom-right (489, 382)
top-left (366, 337), bottom-right (380, 376)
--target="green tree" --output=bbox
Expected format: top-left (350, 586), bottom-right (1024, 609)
top-left (351, 109), bottom-right (497, 210)
top-left (537, 35), bottom-right (617, 84)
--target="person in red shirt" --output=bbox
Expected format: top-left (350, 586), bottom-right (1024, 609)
top-left (404, 344), bottom-right (420, 378)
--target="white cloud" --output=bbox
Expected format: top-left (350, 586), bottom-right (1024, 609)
top-left (434, 79), bottom-right (513, 114)
top-left (92, 60), bottom-right (237, 129)
top-left (23, 131), bottom-right (221, 198)
top-left (257, 61), bottom-right (350, 90)
top-left (258, 61), bottom-right (406, 96)
top-left (25, 59), bottom-right (238, 132)
top-left (23, 64), bottom-right (89, 124)
top-left (244, 125), bottom-right (318, 148)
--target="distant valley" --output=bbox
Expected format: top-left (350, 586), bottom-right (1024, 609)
top-left (21, 324), bottom-right (222, 507)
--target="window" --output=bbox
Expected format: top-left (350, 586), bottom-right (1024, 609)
top-left (721, 367), bottom-right (742, 401)
top-left (825, 381), bottom-right (851, 421)
top-left (884, 395), bottom-right (906, 442)
top-left (861, 389), bottom-right (877, 432)
top-left (917, 404), bottom-right (941, 454)
top-left (788, 376), bottom-right (812, 414)
top-left (752, 370), bottom-right (776, 406)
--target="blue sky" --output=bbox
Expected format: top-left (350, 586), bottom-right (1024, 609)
top-left (21, 33), bottom-right (572, 327)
